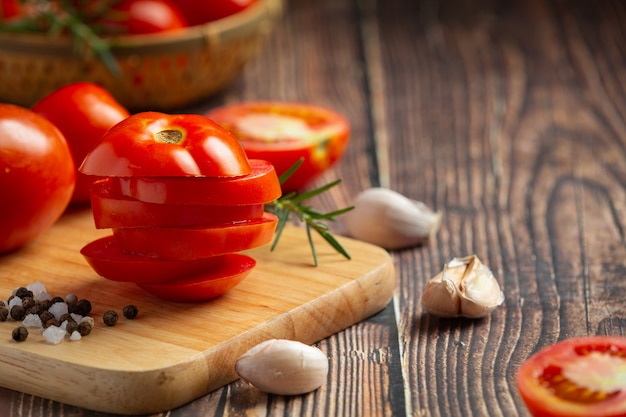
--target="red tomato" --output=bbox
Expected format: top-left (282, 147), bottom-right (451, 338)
top-left (137, 254), bottom-right (256, 302)
top-left (0, 104), bottom-right (75, 253)
top-left (206, 102), bottom-right (350, 192)
top-left (32, 82), bottom-right (130, 205)
top-left (0, 0), bottom-right (21, 19)
top-left (98, 0), bottom-right (188, 35)
top-left (80, 112), bottom-right (252, 178)
top-left (81, 236), bottom-right (227, 283)
top-left (516, 336), bottom-right (626, 417)
top-left (174, 0), bottom-right (257, 26)
top-left (112, 212), bottom-right (278, 259)
top-left (90, 178), bottom-right (265, 229)
top-left (110, 159), bottom-right (281, 206)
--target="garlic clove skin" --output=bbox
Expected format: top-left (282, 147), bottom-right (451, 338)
top-left (235, 339), bottom-right (329, 396)
top-left (342, 187), bottom-right (441, 250)
top-left (421, 255), bottom-right (504, 318)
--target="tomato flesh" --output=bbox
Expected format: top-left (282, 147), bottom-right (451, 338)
top-left (112, 212), bottom-right (278, 260)
top-left (79, 112), bottom-right (252, 178)
top-left (32, 82), bottom-right (130, 205)
top-left (90, 178), bottom-right (265, 228)
top-left (137, 254), bottom-right (256, 302)
top-left (111, 159), bottom-right (281, 205)
top-left (174, 0), bottom-right (257, 25)
top-left (99, 0), bottom-right (188, 34)
top-left (517, 336), bottom-right (626, 417)
top-left (206, 101), bottom-right (350, 191)
top-left (81, 236), bottom-right (229, 284)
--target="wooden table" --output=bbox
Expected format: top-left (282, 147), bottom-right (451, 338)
top-left (3, 0), bottom-right (626, 415)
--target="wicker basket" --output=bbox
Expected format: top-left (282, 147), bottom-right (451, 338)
top-left (0, 0), bottom-right (282, 111)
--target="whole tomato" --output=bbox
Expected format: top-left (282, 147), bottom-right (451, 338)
top-left (0, 104), bottom-right (75, 254)
top-left (32, 82), bottom-right (130, 205)
top-left (98, 0), bottom-right (188, 34)
top-left (174, 0), bottom-right (257, 26)
top-left (206, 101), bottom-right (350, 192)
top-left (517, 336), bottom-right (626, 417)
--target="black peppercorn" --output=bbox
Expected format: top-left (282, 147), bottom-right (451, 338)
top-left (38, 299), bottom-right (52, 311)
top-left (71, 299), bottom-right (92, 316)
top-left (15, 287), bottom-right (33, 299)
top-left (50, 296), bottom-right (64, 305)
top-left (0, 306), bottom-right (8, 322)
top-left (10, 305), bottom-right (26, 321)
top-left (65, 294), bottom-right (78, 306)
top-left (65, 320), bottom-right (79, 335)
top-left (12, 326), bottom-right (28, 342)
top-left (77, 321), bottom-right (93, 336)
top-left (39, 310), bottom-right (54, 324)
top-left (44, 317), bottom-right (58, 328)
top-left (103, 310), bottom-right (118, 326)
top-left (122, 305), bottom-right (139, 320)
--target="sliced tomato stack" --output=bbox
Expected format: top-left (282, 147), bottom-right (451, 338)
top-left (78, 112), bottom-right (282, 302)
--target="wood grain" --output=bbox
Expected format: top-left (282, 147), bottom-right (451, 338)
top-left (2, 0), bottom-right (626, 415)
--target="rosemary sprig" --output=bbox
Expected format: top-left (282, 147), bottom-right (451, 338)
top-left (265, 159), bottom-right (354, 266)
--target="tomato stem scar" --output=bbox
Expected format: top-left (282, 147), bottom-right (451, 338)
top-left (154, 129), bottom-right (184, 144)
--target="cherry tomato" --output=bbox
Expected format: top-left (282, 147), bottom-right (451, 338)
top-left (110, 159), bottom-right (281, 206)
top-left (81, 236), bottom-right (227, 283)
top-left (112, 212), bottom-right (277, 260)
top-left (0, 104), bottom-right (75, 253)
top-left (80, 112), bottom-right (252, 178)
top-left (0, 0), bottom-right (21, 19)
top-left (90, 178), bottom-right (265, 229)
top-left (97, 0), bottom-right (188, 35)
top-left (137, 254), bottom-right (256, 302)
top-left (32, 82), bottom-right (130, 205)
top-left (206, 101), bottom-right (350, 192)
top-left (173, 0), bottom-right (257, 26)
top-left (516, 336), bottom-right (626, 417)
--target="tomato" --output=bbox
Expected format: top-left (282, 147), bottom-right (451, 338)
top-left (516, 336), bottom-right (626, 417)
top-left (110, 159), bottom-right (281, 206)
top-left (80, 112), bottom-right (252, 178)
top-left (97, 0), bottom-right (188, 35)
top-left (90, 178), bottom-right (265, 229)
top-left (137, 254), bottom-right (256, 302)
top-left (32, 82), bottom-right (130, 205)
top-left (0, 0), bottom-right (21, 19)
top-left (205, 101), bottom-right (350, 192)
top-left (112, 212), bottom-right (277, 259)
top-left (0, 104), bottom-right (75, 253)
top-left (173, 0), bottom-right (257, 26)
top-left (81, 236), bottom-right (228, 283)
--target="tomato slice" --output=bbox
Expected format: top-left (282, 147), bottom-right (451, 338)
top-left (205, 101), bottom-right (350, 191)
top-left (112, 212), bottom-right (278, 260)
top-left (79, 112), bottom-right (252, 178)
top-left (137, 254), bottom-right (256, 302)
top-left (516, 336), bottom-right (626, 417)
top-left (90, 178), bottom-right (265, 229)
top-left (110, 159), bottom-right (281, 205)
top-left (80, 236), bottom-right (228, 284)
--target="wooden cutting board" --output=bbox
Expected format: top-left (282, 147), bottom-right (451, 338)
top-left (0, 208), bottom-right (395, 415)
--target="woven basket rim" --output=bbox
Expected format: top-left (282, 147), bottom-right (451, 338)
top-left (0, 0), bottom-right (282, 55)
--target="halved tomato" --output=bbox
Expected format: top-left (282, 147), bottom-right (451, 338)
top-left (111, 159), bottom-right (281, 205)
top-left (516, 336), bottom-right (626, 417)
top-left (90, 178), bottom-right (265, 229)
top-left (206, 101), bottom-right (350, 192)
top-left (137, 254), bottom-right (256, 302)
top-left (81, 236), bottom-right (226, 283)
top-left (79, 112), bottom-right (252, 178)
top-left (112, 212), bottom-right (278, 260)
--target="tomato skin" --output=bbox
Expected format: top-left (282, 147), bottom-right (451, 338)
top-left (137, 253), bottom-right (256, 302)
top-left (174, 0), bottom-right (257, 26)
top-left (32, 82), bottom-right (130, 205)
top-left (206, 101), bottom-right (350, 192)
top-left (91, 178), bottom-right (265, 229)
top-left (97, 0), bottom-right (188, 34)
top-left (80, 112), bottom-right (252, 178)
top-left (112, 212), bottom-right (278, 260)
top-left (110, 159), bottom-right (281, 206)
top-left (0, 104), bottom-right (75, 253)
top-left (516, 336), bottom-right (626, 417)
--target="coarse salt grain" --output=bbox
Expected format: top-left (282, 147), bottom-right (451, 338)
top-left (70, 313), bottom-right (83, 323)
top-left (69, 331), bottom-right (82, 341)
top-left (26, 282), bottom-right (51, 301)
top-left (48, 302), bottom-right (68, 321)
top-left (22, 314), bottom-right (43, 328)
top-left (8, 296), bottom-right (22, 310)
top-left (42, 325), bottom-right (66, 344)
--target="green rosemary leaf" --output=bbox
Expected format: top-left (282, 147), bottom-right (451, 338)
top-left (278, 158), bottom-right (304, 184)
top-left (317, 230), bottom-right (351, 260)
top-left (305, 224), bottom-right (318, 266)
top-left (288, 179), bottom-right (342, 204)
top-left (270, 208), bottom-right (291, 252)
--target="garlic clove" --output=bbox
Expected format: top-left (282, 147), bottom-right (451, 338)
top-left (342, 187), bottom-right (441, 250)
top-left (235, 339), bottom-right (329, 396)
top-left (421, 255), bottom-right (504, 318)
